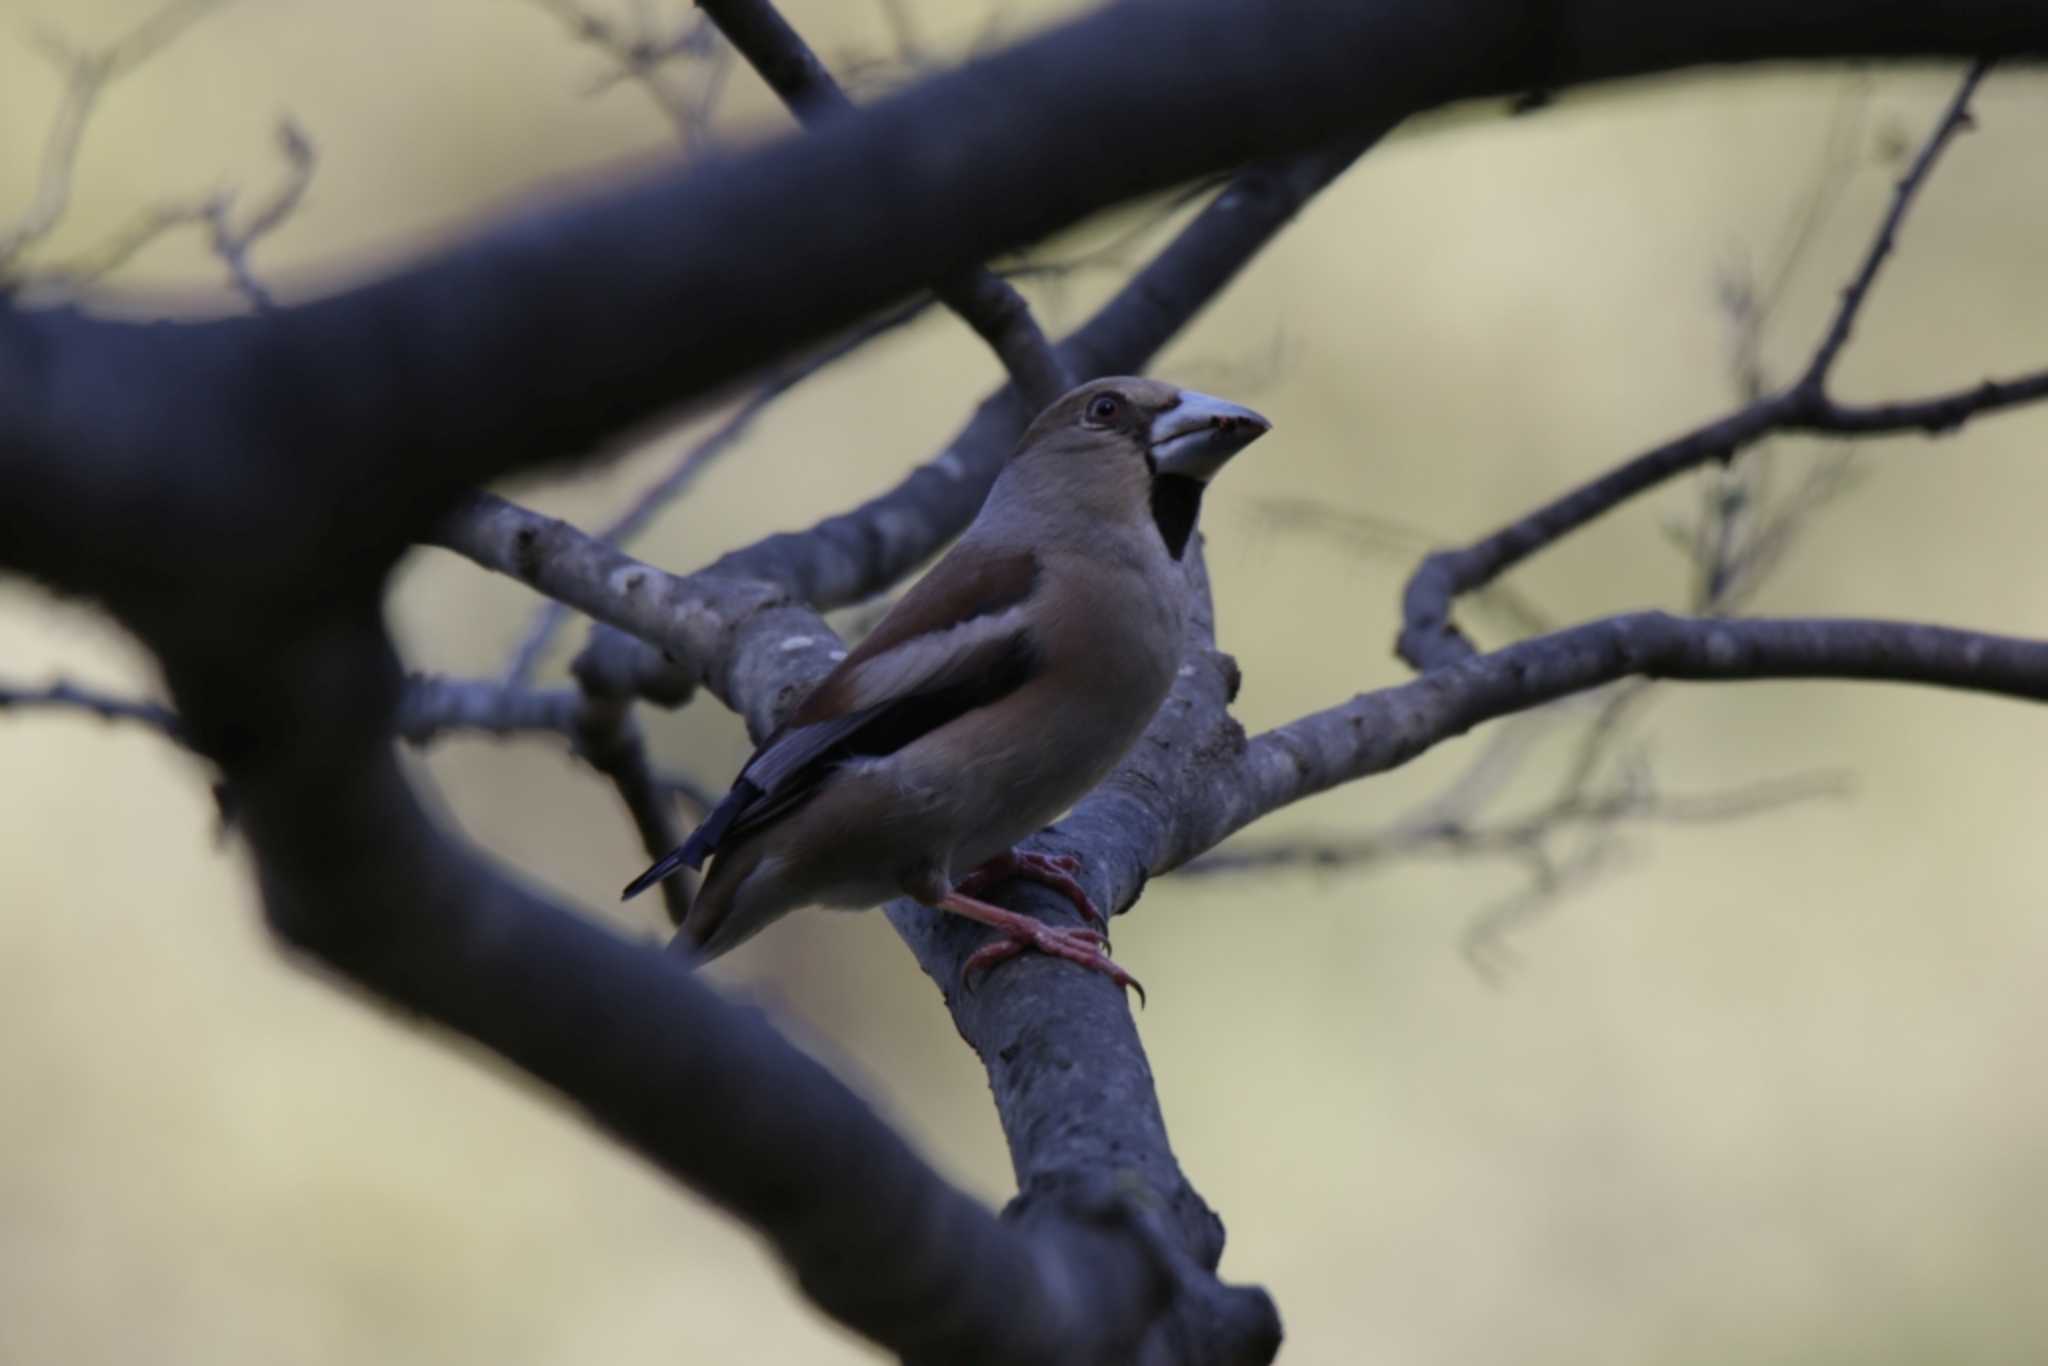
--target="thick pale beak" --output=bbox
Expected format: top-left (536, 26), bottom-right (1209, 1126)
top-left (1148, 390), bottom-right (1271, 481)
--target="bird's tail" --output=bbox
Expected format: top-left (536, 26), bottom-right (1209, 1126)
top-left (620, 780), bottom-right (759, 900)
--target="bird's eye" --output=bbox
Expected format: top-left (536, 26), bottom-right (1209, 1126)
top-left (1085, 393), bottom-right (1123, 425)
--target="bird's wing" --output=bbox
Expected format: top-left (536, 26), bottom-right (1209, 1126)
top-left (621, 548), bottom-right (1042, 898)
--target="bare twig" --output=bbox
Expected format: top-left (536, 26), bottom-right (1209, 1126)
top-left (0, 676), bottom-right (186, 741)
top-left (0, 0), bottom-right (230, 271)
top-left (699, 0), bottom-right (1070, 407)
top-left (572, 690), bottom-right (691, 925)
top-left (1187, 762), bottom-right (1849, 876)
top-left (1797, 60), bottom-right (1990, 391)
top-left (528, 0), bottom-right (729, 148)
top-left (1400, 62), bottom-right (2021, 671)
top-left (10, 8), bottom-right (2048, 1364)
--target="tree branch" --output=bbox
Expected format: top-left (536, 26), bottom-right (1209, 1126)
top-left (12, 2), bottom-right (2043, 606)
top-left (0, 675), bottom-right (185, 741)
top-left (496, 295), bottom-right (933, 686)
top-left (1172, 612), bottom-right (2048, 873)
top-left (0, 0), bottom-right (227, 271)
top-left (10, 8), bottom-right (2048, 1365)
top-left (156, 613), bottom-right (1172, 1366)
top-left (1797, 59), bottom-right (1989, 389)
top-left (700, 0), bottom-right (1071, 407)
top-left (525, 137), bottom-right (1379, 713)
top-left (1400, 62), bottom-right (2037, 671)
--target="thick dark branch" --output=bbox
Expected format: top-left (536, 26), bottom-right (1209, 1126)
top-left (12, 2), bottom-right (2044, 611)
top-left (700, 0), bottom-right (1069, 407)
top-left (157, 617), bottom-right (1168, 1366)
top-left (568, 139), bottom-right (1379, 709)
top-left (12, 11), bottom-right (2048, 1365)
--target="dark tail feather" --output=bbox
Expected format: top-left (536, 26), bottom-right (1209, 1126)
top-left (620, 780), bottom-right (759, 901)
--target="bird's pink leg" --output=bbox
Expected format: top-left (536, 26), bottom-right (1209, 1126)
top-left (954, 848), bottom-right (1105, 929)
top-left (936, 891), bottom-right (1145, 1005)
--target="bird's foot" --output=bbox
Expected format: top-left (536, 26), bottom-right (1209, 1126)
top-left (938, 891), bottom-right (1145, 1006)
top-left (955, 848), bottom-right (1105, 929)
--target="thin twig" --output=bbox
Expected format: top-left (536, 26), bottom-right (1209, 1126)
top-left (200, 118), bottom-right (316, 311)
top-left (699, 0), bottom-right (1070, 407)
top-left (0, 0), bottom-right (230, 270)
top-left (1400, 62), bottom-right (2014, 672)
top-left (1797, 59), bottom-right (1990, 391)
top-left (1188, 766), bottom-right (1849, 876)
top-left (0, 677), bottom-right (187, 742)
top-left (529, 0), bottom-right (728, 148)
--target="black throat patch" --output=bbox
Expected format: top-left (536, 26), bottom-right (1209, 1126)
top-left (1150, 474), bottom-right (1204, 560)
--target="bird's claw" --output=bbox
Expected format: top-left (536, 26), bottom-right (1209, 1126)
top-left (961, 922), bottom-right (1145, 1006)
top-left (956, 848), bottom-right (1107, 929)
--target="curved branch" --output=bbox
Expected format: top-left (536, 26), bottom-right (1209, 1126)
top-left (1170, 613), bottom-right (2048, 871)
top-left (698, 0), bottom-right (1070, 407)
top-left (157, 617), bottom-right (1171, 1366)
top-left (1399, 60), bottom-right (2040, 671)
top-left (9, 8), bottom-right (2048, 1365)
top-left (561, 138), bottom-right (1380, 709)
top-left (11, 2), bottom-right (2043, 607)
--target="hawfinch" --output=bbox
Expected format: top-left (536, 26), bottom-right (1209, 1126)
top-left (625, 377), bottom-right (1270, 994)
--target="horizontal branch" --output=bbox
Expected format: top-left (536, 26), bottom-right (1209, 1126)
top-left (0, 676), bottom-right (185, 740)
top-left (1172, 613), bottom-right (2048, 871)
top-left (1398, 367), bottom-right (2048, 668)
top-left (1184, 768), bottom-right (1850, 876)
top-left (12, 3), bottom-right (2044, 617)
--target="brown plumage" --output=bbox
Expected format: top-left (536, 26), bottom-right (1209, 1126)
top-left (624, 377), bottom-right (1271, 995)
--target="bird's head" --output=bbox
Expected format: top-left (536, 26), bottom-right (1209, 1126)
top-left (1007, 376), bottom-right (1271, 558)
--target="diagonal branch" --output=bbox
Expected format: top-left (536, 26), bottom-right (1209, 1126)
top-left (1399, 61), bottom-right (2036, 671)
top-left (700, 0), bottom-right (1068, 407)
top-left (507, 138), bottom-right (1381, 717)
top-left (1797, 59), bottom-right (1990, 389)
top-left (157, 614), bottom-right (1173, 1366)
top-left (497, 295), bottom-right (934, 686)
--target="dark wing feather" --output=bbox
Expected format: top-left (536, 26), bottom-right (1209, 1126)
top-left (619, 548), bottom-right (1041, 900)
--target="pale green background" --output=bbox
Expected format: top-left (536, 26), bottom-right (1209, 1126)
top-left (4, 3), bottom-right (2047, 1363)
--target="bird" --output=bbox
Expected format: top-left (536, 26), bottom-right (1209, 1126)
top-left (623, 376), bottom-right (1270, 996)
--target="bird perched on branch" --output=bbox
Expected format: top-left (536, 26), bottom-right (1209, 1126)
top-left (624, 377), bottom-right (1269, 996)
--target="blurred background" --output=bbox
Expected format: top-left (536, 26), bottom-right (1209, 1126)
top-left (5, 2), bottom-right (2048, 1362)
